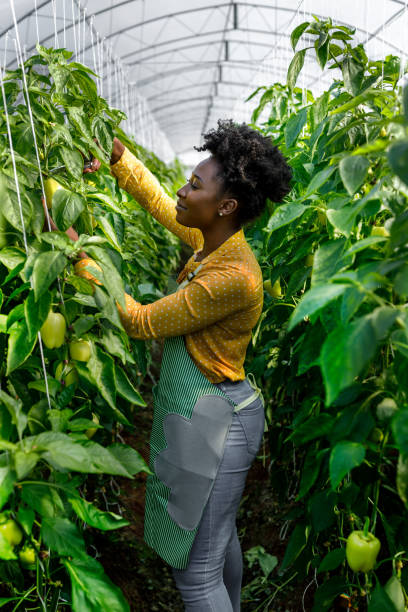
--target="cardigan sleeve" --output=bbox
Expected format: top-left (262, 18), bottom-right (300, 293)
top-left (110, 147), bottom-right (203, 251)
top-left (75, 258), bottom-right (255, 340)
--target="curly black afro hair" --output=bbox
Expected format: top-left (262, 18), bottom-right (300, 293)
top-left (195, 119), bottom-right (292, 226)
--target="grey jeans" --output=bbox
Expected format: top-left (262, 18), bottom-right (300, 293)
top-left (172, 378), bottom-right (265, 611)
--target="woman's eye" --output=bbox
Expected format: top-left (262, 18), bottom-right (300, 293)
top-left (189, 179), bottom-right (198, 189)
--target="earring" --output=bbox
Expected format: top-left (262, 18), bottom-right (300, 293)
top-left (219, 212), bottom-right (223, 216)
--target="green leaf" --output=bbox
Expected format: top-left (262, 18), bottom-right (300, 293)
top-left (345, 236), bottom-right (387, 255)
top-left (108, 443), bottom-right (151, 475)
top-left (329, 441), bottom-right (365, 489)
top-left (64, 556), bottom-right (130, 612)
top-left (388, 139), bottom-right (408, 186)
top-left (0, 389), bottom-right (27, 440)
top-left (291, 22), bottom-right (309, 50)
top-left (52, 189), bottom-right (86, 232)
top-left (304, 165), bottom-right (337, 197)
top-left (60, 146), bottom-right (84, 180)
top-left (85, 246), bottom-right (126, 310)
top-left (287, 49), bottom-right (306, 90)
top-left (297, 448), bottom-right (327, 499)
top-left (288, 284), bottom-right (349, 330)
top-left (280, 522), bottom-right (310, 571)
top-left (285, 108), bottom-right (308, 148)
top-left (24, 290), bottom-right (52, 341)
top-left (384, 576), bottom-right (405, 612)
top-left (92, 116), bottom-right (113, 158)
top-left (86, 346), bottom-right (118, 413)
top-left (321, 316), bottom-right (377, 406)
top-left (311, 239), bottom-right (347, 286)
top-left (13, 450), bottom-right (40, 480)
top-left (115, 366), bottom-right (146, 406)
top-left (30, 432), bottom-right (94, 472)
top-left (68, 496), bottom-right (129, 531)
top-left (21, 483), bottom-right (65, 518)
top-left (342, 56), bottom-right (364, 95)
top-left (396, 454), bottom-right (408, 508)
top-left (32, 251), bottom-right (67, 301)
top-left (312, 576), bottom-right (348, 612)
top-left (339, 155), bottom-right (370, 195)
top-left (81, 441), bottom-right (133, 477)
top-left (392, 410), bottom-right (408, 456)
top-left (0, 247), bottom-right (26, 270)
top-left (41, 516), bottom-right (87, 559)
top-left (289, 414), bottom-right (334, 445)
top-left (367, 583), bottom-right (399, 612)
top-left (0, 174), bottom-right (33, 232)
top-left (0, 467), bottom-right (16, 510)
top-left (317, 548), bottom-right (346, 573)
top-left (266, 203), bottom-right (309, 233)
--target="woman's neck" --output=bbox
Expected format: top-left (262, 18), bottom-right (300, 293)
top-left (197, 225), bottom-right (241, 260)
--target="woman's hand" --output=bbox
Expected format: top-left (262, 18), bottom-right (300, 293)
top-left (110, 137), bottom-right (125, 165)
top-left (83, 156), bottom-right (101, 174)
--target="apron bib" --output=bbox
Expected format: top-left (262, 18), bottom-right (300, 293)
top-left (144, 264), bottom-right (263, 569)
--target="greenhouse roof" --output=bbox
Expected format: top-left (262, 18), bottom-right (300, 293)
top-left (1, 0), bottom-right (408, 166)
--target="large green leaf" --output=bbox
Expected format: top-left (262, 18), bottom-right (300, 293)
top-left (342, 56), bottom-right (364, 95)
top-left (52, 189), bottom-right (86, 231)
top-left (64, 556), bottom-right (130, 612)
top-left (287, 49), bottom-right (306, 90)
top-left (32, 251), bottom-right (67, 302)
top-left (285, 108), bottom-right (308, 148)
top-left (280, 522), bottom-right (310, 571)
top-left (86, 345), bottom-right (119, 415)
top-left (115, 365), bottom-right (146, 406)
top-left (311, 239), bottom-right (347, 286)
top-left (60, 146), bottom-right (83, 180)
top-left (24, 290), bottom-right (52, 341)
top-left (288, 284), bottom-right (349, 330)
top-left (0, 173), bottom-right (33, 232)
top-left (304, 165), bottom-right (337, 197)
top-left (388, 139), bottom-right (408, 186)
top-left (6, 319), bottom-right (37, 375)
top-left (329, 441), bottom-right (365, 489)
top-left (320, 316), bottom-right (377, 405)
top-left (85, 246), bottom-right (126, 310)
top-left (291, 22), bottom-right (309, 50)
top-left (367, 583), bottom-right (399, 612)
top-left (392, 410), bottom-right (408, 456)
top-left (339, 155), bottom-right (369, 195)
top-left (266, 203), bottom-right (309, 233)
top-left (41, 517), bottom-right (87, 559)
top-left (108, 443), bottom-right (151, 475)
top-left (0, 390), bottom-right (27, 438)
top-left (317, 548), bottom-right (346, 573)
top-left (68, 496), bottom-right (129, 531)
top-left (0, 467), bottom-right (15, 510)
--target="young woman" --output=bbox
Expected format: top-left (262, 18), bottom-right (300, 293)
top-left (76, 119), bottom-right (292, 611)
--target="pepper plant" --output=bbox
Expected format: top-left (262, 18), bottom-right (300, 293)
top-left (0, 44), bottom-right (182, 610)
top-left (244, 17), bottom-right (408, 611)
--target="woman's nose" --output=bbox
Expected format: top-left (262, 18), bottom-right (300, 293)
top-left (177, 184), bottom-right (187, 198)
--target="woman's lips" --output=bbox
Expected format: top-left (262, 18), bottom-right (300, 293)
top-left (176, 201), bottom-right (187, 210)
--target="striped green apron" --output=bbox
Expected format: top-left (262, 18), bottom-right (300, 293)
top-left (144, 264), bottom-right (263, 569)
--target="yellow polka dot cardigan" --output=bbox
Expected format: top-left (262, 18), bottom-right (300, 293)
top-left (77, 147), bottom-right (264, 383)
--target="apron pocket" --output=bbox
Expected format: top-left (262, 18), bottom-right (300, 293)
top-left (154, 394), bottom-right (234, 531)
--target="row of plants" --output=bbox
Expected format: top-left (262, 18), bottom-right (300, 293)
top-left (243, 17), bottom-right (408, 612)
top-left (0, 44), bottom-right (183, 610)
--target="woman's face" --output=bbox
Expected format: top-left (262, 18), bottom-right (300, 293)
top-left (175, 156), bottom-right (237, 230)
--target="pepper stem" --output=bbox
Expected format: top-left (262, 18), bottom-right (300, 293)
top-left (363, 516), bottom-right (370, 538)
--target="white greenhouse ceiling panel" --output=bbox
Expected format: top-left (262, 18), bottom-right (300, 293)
top-left (1, 0), bottom-right (408, 165)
